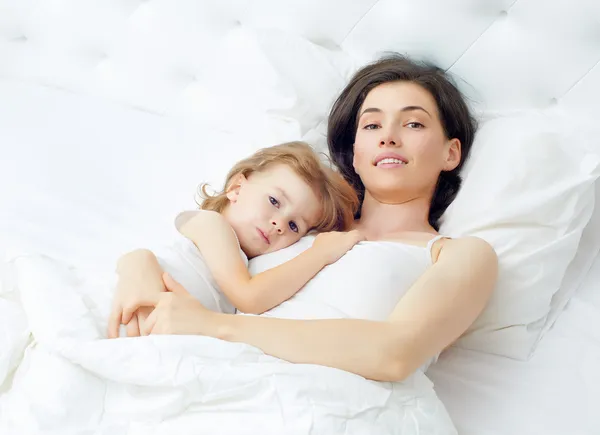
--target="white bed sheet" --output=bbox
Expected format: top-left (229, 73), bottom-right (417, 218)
top-left (428, 254), bottom-right (600, 435)
top-left (2, 78), bottom-right (600, 434)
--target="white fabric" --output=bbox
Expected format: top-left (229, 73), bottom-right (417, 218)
top-left (1, 1), bottom-right (600, 433)
top-left (250, 234), bottom-right (444, 371)
top-left (441, 111), bottom-right (600, 359)
top-left (153, 210), bottom-right (248, 315)
top-left (0, 255), bottom-right (456, 435)
top-left (254, 236), bottom-right (433, 320)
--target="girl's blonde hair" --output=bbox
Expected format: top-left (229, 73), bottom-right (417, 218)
top-left (197, 141), bottom-right (359, 231)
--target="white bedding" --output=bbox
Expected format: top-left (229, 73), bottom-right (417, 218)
top-left (0, 254), bottom-right (456, 435)
top-left (0, 79), bottom-right (457, 434)
top-left (2, 70), bottom-right (600, 435)
top-left (2, 4), bottom-right (600, 428)
top-left (428, 254), bottom-right (600, 435)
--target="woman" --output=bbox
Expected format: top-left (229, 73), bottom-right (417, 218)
top-left (114, 54), bottom-right (498, 382)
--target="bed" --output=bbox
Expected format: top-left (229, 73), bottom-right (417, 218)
top-left (1, 1), bottom-right (599, 434)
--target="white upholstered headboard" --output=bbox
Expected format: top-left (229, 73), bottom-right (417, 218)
top-left (1, 0), bottom-right (599, 128)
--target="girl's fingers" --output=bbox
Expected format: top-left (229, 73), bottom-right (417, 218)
top-left (107, 308), bottom-right (122, 339)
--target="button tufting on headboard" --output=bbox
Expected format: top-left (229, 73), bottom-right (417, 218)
top-left (0, 0), bottom-right (598, 126)
top-left (9, 34), bottom-right (27, 43)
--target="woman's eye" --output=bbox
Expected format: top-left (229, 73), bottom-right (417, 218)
top-left (406, 122), bottom-right (424, 129)
top-left (269, 196), bottom-right (280, 207)
top-left (363, 123), bottom-right (379, 130)
top-left (289, 221), bottom-right (299, 233)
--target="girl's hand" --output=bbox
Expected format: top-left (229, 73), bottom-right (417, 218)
top-left (312, 230), bottom-right (365, 265)
top-left (142, 273), bottom-right (213, 336)
top-left (108, 271), bottom-right (166, 338)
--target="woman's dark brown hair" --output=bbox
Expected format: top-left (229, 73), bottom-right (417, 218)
top-left (327, 53), bottom-right (477, 230)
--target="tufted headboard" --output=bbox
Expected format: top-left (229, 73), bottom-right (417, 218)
top-left (2, 0), bottom-right (599, 130)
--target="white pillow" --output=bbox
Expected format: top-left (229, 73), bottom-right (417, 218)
top-left (441, 109), bottom-right (600, 359)
top-left (540, 183), bottom-right (600, 343)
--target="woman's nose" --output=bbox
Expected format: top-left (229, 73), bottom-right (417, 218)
top-left (379, 128), bottom-right (398, 146)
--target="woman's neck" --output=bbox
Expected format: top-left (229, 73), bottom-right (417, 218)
top-left (356, 192), bottom-right (435, 238)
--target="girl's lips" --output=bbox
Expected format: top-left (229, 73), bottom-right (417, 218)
top-left (257, 228), bottom-right (270, 244)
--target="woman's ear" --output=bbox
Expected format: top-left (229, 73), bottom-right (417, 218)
top-left (444, 138), bottom-right (462, 171)
top-left (225, 173), bottom-right (247, 202)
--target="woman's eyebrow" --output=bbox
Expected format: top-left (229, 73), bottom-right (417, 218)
top-left (359, 105), bottom-right (431, 118)
top-left (359, 107), bottom-right (382, 118)
top-left (400, 105), bottom-right (431, 117)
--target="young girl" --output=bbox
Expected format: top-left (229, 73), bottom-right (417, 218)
top-left (108, 141), bottom-right (362, 338)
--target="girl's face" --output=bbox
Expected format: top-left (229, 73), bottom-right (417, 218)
top-left (225, 164), bottom-right (321, 258)
top-left (352, 81), bottom-right (461, 204)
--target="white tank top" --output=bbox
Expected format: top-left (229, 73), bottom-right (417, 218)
top-left (258, 234), bottom-right (445, 370)
top-left (154, 210), bottom-right (247, 314)
top-left (262, 235), bottom-right (444, 321)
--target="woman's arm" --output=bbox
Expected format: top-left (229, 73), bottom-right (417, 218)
top-left (179, 211), bottom-right (362, 314)
top-left (155, 236), bottom-right (497, 381)
top-left (107, 249), bottom-right (165, 338)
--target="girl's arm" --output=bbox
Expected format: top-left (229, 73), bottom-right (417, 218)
top-left (152, 236), bottom-right (497, 382)
top-left (179, 211), bottom-right (362, 314)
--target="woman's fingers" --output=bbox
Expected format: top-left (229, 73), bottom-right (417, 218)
top-left (109, 300), bottom-right (160, 339)
top-left (137, 307), bottom-right (152, 336)
top-left (142, 308), bottom-right (159, 336)
top-left (126, 313), bottom-right (141, 337)
top-left (122, 293), bottom-right (162, 324)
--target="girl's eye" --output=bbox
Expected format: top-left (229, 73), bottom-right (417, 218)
top-left (406, 122), bottom-right (424, 129)
top-left (363, 123), bottom-right (379, 130)
top-left (269, 196), bottom-right (280, 207)
top-left (289, 221), bottom-right (299, 233)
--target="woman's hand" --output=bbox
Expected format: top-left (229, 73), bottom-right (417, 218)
top-left (108, 249), bottom-right (166, 338)
top-left (142, 273), bottom-right (214, 336)
top-left (312, 229), bottom-right (365, 265)
top-left (109, 275), bottom-right (165, 338)
top-left (123, 307), bottom-right (154, 337)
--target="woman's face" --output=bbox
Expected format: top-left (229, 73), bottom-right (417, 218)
top-left (352, 81), bottom-right (461, 204)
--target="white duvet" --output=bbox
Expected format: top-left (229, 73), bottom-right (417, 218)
top-left (0, 255), bottom-right (456, 435)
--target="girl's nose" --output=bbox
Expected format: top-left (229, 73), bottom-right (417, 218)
top-left (272, 220), bottom-right (283, 234)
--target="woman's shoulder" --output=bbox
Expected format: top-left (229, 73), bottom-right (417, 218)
top-left (396, 234), bottom-right (496, 265)
top-left (441, 235), bottom-right (494, 250)
top-left (437, 236), bottom-right (497, 265)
